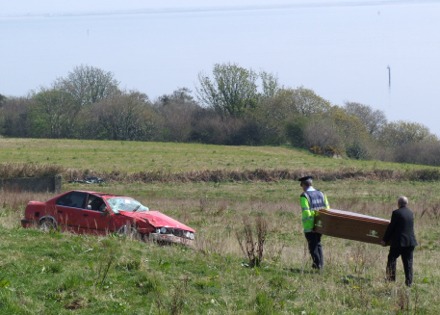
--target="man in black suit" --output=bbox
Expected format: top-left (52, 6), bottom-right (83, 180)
top-left (382, 196), bottom-right (418, 287)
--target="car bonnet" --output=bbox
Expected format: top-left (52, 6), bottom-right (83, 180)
top-left (118, 210), bottom-right (195, 233)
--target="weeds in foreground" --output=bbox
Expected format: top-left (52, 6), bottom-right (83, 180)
top-left (255, 291), bottom-right (275, 315)
top-left (94, 250), bottom-right (116, 288)
top-left (420, 202), bottom-right (440, 222)
top-left (169, 276), bottom-right (189, 315)
top-left (153, 276), bottom-right (189, 315)
top-left (236, 216), bottom-right (268, 267)
top-left (387, 284), bottom-right (421, 314)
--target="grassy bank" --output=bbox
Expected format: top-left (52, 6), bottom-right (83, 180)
top-left (0, 138), bottom-right (435, 174)
top-left (1, 138), bottom-right (440, 183)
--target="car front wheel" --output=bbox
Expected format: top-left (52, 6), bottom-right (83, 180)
top-left (117, 224), bottom-right (142, 240)
top-left (39, 218), bottom-right (57, 232)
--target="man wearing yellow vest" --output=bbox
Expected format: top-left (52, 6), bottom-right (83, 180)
top-left (299, 175), bottom-right (330, 270)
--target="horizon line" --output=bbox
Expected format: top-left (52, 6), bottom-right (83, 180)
top-left (1, 0), bottom-right (438, 20)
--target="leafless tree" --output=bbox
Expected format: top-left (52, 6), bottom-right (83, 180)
top-left (56, 65), bottom-right (119, 107)
top-left (344, 102), bottom-right (387, 138)
top-left (89, 91), bottom-right (158, 141)
top-left (154, 88), bottom-right (200, 142)
top-left (377, 121), bottom-right (432, 148)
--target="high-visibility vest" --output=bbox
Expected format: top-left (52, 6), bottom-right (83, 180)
top-left (300, 189), bottom-right (329, 232)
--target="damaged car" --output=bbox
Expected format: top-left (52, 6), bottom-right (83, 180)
top-left (21, 190), bottom-right (195, 246)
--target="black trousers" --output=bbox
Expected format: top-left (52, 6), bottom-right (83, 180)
top-left (305, 232), bottom-right (323, 269)
top-left (386, 246), bottom-right (415, 287)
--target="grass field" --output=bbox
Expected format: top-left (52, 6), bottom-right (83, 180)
top-left (0, 138), bottom-right (434, 174)
top-left (1, 138), bottom-right (440, 314)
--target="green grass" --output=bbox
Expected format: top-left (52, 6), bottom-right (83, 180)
top-left (0, 138), bottom-right (434, 174)
top-left (1, 138), bottom-right (440, 314)
top-left (1, 193), bottom-right (439, 314)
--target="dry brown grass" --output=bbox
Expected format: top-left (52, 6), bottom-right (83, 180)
top-left (0, 163), bottom-right (63, 179)
top-left (0, 190), bottom-right (54, 229)
top-left (3, 162), bottom-right (440, 184)
top-left (76, 167), bottom-right (440, 183)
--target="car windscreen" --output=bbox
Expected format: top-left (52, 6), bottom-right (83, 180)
top-left (106, 197), bottom-right (149, 214)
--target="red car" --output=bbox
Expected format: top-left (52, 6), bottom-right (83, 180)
top-left (21, 190), bottom-right (195, 245)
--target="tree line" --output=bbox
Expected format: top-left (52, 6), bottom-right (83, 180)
top-left (1, 63), bottom-right (440, 166)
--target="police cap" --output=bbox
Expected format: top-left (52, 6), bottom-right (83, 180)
top-left (298, 175), bottom-right (313, 182)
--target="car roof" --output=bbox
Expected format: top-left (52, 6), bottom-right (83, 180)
top-left (66, 190), bottom-right (120, 198)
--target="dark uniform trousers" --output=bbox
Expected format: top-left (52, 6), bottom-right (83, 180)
top-left (305, 232), bottom-right (323, 269)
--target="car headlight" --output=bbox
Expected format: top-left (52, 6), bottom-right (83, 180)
top-left (185, 232), bottom-right (195, 240)
top-left (160, 227), bottom-right (168, 234)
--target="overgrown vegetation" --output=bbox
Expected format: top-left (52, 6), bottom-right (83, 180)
top-left (0, 139), bottom-right (440, 313)
top-left (236, 216), bottom-right (268, 267)
top-left (2, 63), bottom-right (440, 166)
top-left (1, 178), bottom-right (440, 314)
top-left (0, 163), bottom-right (62, 179)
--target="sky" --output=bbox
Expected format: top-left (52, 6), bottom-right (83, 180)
top-left (1, 0), bottom-right (440, 136)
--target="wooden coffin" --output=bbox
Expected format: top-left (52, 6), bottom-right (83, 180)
top-left (314, 209), bottom-right (390, 245)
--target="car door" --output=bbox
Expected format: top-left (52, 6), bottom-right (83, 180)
top-left (80, 194), bottom-right (112, 234)
top-left (54, 191), bottom-right (110, 234)
top-left (55, 191), bottom-right (88, 232)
